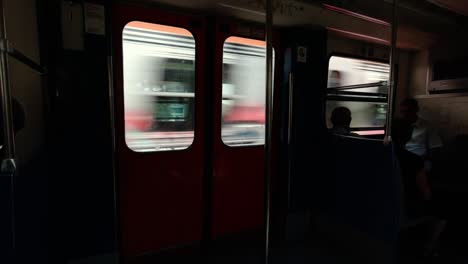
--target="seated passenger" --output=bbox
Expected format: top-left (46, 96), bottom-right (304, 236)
top-left (329, 106), bottom-right (359, 136)
top-left (393, 98), bottom-right (445, 257)
top-left (394, 98), bottom-right (443, 200)
top-left (400, 98), bottom-right (443, 168)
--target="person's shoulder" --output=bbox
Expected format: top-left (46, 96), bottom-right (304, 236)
top-left (416, 117), bottom-right (438, 131)
top-left (417, 116), bottom-right (429, 124)
top-left (413, 117), bottom-right (429, 129)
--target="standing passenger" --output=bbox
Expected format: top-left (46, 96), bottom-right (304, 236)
top-left (394, 98), bottom-right (445, 257)
top-left (399, 98), bottom-right (443, 168)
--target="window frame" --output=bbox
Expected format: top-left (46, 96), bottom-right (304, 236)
top-left (121, 21), bottom-right (198, 153)
top-left (220, 35), bottom-right (274, 148)
top-left (326, 53), bottom-right (390, 135)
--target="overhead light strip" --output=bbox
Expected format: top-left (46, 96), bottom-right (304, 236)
top-left (323, 3), bottom-right (390, 26)
top-left (426, 0), bottom-right (468, 16)
top-left (327, 27), bottom-right (390, 46)
top-left (217, 3), bottom-right (266, 16)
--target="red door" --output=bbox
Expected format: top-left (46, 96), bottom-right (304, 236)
top-left (113, 5), bottom-right (206, 257)
top-left (212, 22), bottom-right (281, 239)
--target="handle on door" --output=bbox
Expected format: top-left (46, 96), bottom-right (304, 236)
top-left (287, 72), bottom-right (294, 208)
top-left (288, 72), bottom-right (294, 146)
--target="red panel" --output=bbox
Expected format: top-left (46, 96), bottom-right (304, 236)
top-left (113, 5), bottom-right (206, 257)
top-left (212, 146), bottom-right (265, 237)
top-left (211, 22), bottom-right (282, 238)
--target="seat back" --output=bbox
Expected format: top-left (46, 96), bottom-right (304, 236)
top-left (326, 135), bottom-right (402, 243)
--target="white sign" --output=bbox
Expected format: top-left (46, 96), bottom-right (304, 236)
top-left (61, 2), bottom-right (84, 50)
top-left (84, 3), bottom-right (105, 35)
top-left (297, 46), bottom-right (307, 63)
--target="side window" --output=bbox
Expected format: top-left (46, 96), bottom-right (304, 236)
top-left (326, 56), bottom-right (390, 136)
top-left (221, 36), bottom-right (274, 146)
top-left (122, 21), bottom-right (195, 152)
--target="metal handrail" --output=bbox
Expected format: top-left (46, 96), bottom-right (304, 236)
top-left (0, 0), bottom-right (15, 260)
top-left (0, 39), bottom-right (47, 75)
top-left (327, 90), bottom-right (388, 97)
top-left (326, 95), bottom-right (388, 103)
top-left (264, 0), bottom-right (273, 263)
top-left (327, 81), bottom-right (388, 91)
top-left (0, 0), bottom-right (14, 161)
top-left (386, 0), bottom-right (399, 142)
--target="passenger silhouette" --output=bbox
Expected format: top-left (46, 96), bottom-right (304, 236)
top-left (328, 70), bottom-right (342, 88)
top-left (393, 98), bottom-right (445, 257)
top-left (329, 106), bottom-right (359, 136)
top-left (400, 98), bottom-right (442, 162)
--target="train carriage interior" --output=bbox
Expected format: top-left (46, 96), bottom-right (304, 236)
top-left (2, 0), bottom-right (468, 263)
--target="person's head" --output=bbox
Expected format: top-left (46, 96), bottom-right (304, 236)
top-left (331, 106), bottom-right (352, 129)
top-left (330, 70), bottom-right (341, 79)
top-left (329, 70), bottom-right (341, 87)
top-left (400, 98), bottom-right (419, 123)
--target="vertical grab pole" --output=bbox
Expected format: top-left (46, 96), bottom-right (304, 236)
top-left (103, 0), bottom-right (122, 256)
top-left (0, 0), bottom-right (15, 159)
top-left (386, 1), bottom-right (401, 256)
top-left (0, 0), bottom-right (16, 260)
top-left (264, 0), bottom-right (274, 263)
top-left (385, 0), bottom-right (399, 141)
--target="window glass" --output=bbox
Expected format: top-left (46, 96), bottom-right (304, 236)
top-left (326, 101), bottom-right (387, 128)
top-left (328, 56), bottom-right (389, 89)
top-left (222, 37), bottom-right (274, 146)
top-left (327, 56), bottom-right (390, 135)
top-left (123, 21), bottom-right (195, 152)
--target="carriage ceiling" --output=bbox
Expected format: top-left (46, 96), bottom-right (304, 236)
top-left (426, 0), bottom-right (468, 16)
top-left (138, 0), bottom-right (468, 50)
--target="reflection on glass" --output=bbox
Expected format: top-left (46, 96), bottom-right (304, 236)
top-left (222, 37), bottom-right (272, 146)
top-left (328, 56), bottom-right (389, 93)
top-left (326, 101), bottom-right (387, 128)
top-left (123, 21), bottom-right (195, 152)
top-left (327, 56), bottom-right (390, 135)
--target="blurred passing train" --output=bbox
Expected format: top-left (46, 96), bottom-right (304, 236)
top-left (326, 56), bottom-right (389, 135)
top-left (123, 22), bottom-right (267, 151)
top-left (122, 19), bottom-right (388, 152)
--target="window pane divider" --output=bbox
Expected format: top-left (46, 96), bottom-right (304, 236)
top-left (326, 95), bottom-right (388, 103)
top-left (327, 81), bottom-right (388, 91)
top-left (127, 91), bottom-right (195, 98)
top-left (327, 91), bottom-right (388, 97)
